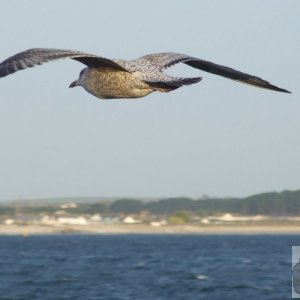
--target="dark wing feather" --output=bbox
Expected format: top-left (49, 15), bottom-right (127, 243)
top-left (135, 52), bottom-right (291, 93)
top-left (0, 48), bottom-right (128, 78)
top-left (184, 59), bottom-right (291, 93)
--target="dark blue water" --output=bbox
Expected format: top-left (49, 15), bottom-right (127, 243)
top-left (0, 234), bottom-right (297, 300)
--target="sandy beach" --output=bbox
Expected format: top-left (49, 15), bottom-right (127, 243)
top-left (0, 223), bottom-right (300, 235)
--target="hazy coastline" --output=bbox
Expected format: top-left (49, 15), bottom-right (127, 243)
top-left (1, 223), bottom-right (300, 235)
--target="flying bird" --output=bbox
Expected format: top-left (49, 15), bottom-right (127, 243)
top-left (0, 48), bottom-right (290, 99)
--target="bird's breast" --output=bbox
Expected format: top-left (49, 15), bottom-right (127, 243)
top-left (82, 68), bottom-right (154, 99)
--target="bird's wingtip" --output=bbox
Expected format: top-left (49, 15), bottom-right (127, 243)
top-left (277, 87), bottom-right (292, 94)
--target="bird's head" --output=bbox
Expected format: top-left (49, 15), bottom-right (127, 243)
top-left (69, 68), bottom-right (87, 88)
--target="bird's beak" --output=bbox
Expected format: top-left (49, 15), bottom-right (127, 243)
top-left (69, 80), bottom-right (79, 88)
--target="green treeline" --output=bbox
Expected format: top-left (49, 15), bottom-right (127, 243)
top-left (110, 190), bottom-right (300, 215)
top-left (1, 189), bottom-right (300, 216)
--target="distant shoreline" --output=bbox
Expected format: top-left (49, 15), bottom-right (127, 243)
top-left (0, 224), bottom-right (300, 235)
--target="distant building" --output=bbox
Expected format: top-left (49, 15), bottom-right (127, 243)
top-left (60, 202), bottom-right (77, 209)
top-left (150, 220), bottom-right (167, 227)
top-left (201, 218), bottom-right (210, 224)
top-left (202, 213), bottom-right (269, 223)
top-left (41, 215), bottom-right (56, 225)
top-left (123, 216), bottom-right (141, 224)
top-left (4, 219), bottom-right (14, 225)
top-left (90, 214), bottom-right (102, 222)
top-left (57, 216), bottom-right (87, 225)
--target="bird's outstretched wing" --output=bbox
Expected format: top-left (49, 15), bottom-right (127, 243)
top-left (133, 52), bottom-right (291, 93)
top-left (0, 48), bottom-right (128, 78)
top-left (119, 53), bottom-right (202, 88)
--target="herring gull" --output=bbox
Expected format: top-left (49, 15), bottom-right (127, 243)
top-left (0, 48), bottom-right (291, 99)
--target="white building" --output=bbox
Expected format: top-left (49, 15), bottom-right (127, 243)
top-left (57, 217), bottom-right (87, 225)
top-left (60, 202), bottom-right (77, 209)
top-left (123, 216), bottom-right (141, 224)
top-left (90, 214), bottom-right (102, 222)
top-left (4, 219), bottom-right (15, 225)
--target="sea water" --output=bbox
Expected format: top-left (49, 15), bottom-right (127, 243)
top-left (0, 234), bottom-right (297, 300)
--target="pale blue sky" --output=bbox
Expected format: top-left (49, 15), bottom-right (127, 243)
top-left (0, 0), bottom-right (299, 201)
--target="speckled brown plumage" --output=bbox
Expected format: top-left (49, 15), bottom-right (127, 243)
top-left (0, 48), bottom-right (291, 99)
